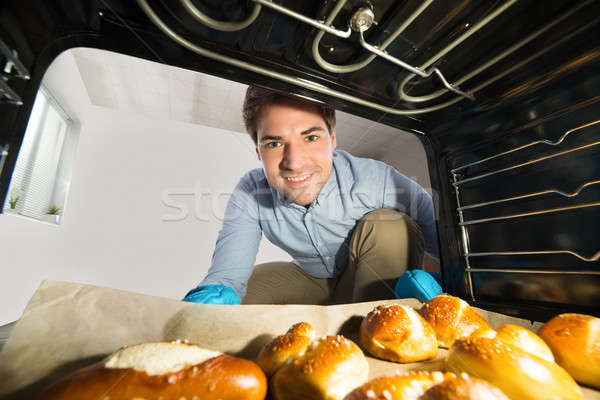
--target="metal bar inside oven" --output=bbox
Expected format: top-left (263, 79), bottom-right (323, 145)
top-left (466, 250), bottom-right (600, 262)
top-left (458, 180), bottom-right (600, 211)
top-left (452, 120), bottom-right (600, 174)
top-left (466, 268), bottom-right (600, 275)
top-left (454, 140), bottom-right (600, 186)
top-left (460, 202), bottom-right (600, 226)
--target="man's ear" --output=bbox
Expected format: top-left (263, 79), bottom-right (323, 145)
top-left (331, 128), bottom-right (337, 149)
top-left (255, 146), bottom-right (261, 161)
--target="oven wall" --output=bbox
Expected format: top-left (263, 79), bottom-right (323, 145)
top-left (428, 28), bottom-right (600, 318)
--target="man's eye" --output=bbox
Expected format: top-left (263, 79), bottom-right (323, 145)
top-left (306, 135), bottom-right (319, 142)
top-left (265, 142), bottom-right (281, 148)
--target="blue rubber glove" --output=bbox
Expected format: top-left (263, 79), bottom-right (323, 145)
top-left (182, 284), bottom-right (240, 305)
top-left (394, 270), bottom-right (442, 302)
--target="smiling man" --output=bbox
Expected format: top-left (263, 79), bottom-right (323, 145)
top-left (255, 95), bottom-right (336, 207)
top-left (183, 86), bottom-right (441, 305)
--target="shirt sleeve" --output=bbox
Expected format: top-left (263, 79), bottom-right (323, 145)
top-left (381, 166), bottom-right (440, 259)
top-left (200, 174), bottom-right (262, 300)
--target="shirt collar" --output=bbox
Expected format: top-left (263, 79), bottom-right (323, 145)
top-left (315, 162), bottom-right (337, 206)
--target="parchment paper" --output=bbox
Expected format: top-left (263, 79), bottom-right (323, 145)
top-left (0, 280), bottom-right (598, 399)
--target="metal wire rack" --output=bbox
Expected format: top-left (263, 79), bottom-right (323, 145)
top-left (451, 120), bottom-right (600, 301)
top-left (0, 38), bottom-right (29, 105)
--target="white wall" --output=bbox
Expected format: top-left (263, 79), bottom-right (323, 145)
top-left (335, 114), bottom-right (432, 192)
top-left (0, 105), bottom-right (292, 324)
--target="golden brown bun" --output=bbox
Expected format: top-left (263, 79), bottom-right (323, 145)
top-left (40, 342), bottom-right (267, 400)
top-left (343, 371), bottom-right (452, 399)
top-left (360, 304), bottom-right (438, 363)
top-left (257, 322), bottom-right (315, 377)
top-left (272, 335), bottom-right (369, 400)
top-left (343, 371), bottom-right (508, 400)
top-left (468, 324), bottom-right (554, 362)
top-left (419, 295), bottom-right (490, 348)
top-left (446, 337), bottom-right (582, 400)
top-left (538, 313), bottom-right (600, 389)
top-left (419, 374), bottom-right (510, 400)
top-left (468, 328), bottom-right (496, 339)
top-left (494, 324), bottom-right (554, 362)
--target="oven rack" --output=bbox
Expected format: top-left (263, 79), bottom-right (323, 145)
top-left (454, 199), bottom-right (600, 298)
top-left (135, 0), bottom-right (598, 115)
top-left (452, 120), bottom-right (600, 174)
top-left (453, 140), bottom-right (600, 187)
top-left (458, 180), bottom-right (600, 212)
top-left (460, 201), bottom-right (600, 226)
top-left (467, 268), bottom-right (600, 275)
top-left (452, 119), bottom-right (600, 300)
top-left (0, 38), bottom-right (29, 105)
top-left (0, 79), bottom-right (21, 106)
top-left (0, 146), bottom-right (8, 178)
top-left (466, 250), bottom-right (600, 263)
top-left (452, 119), bottom-right (600, 216)
top-left (454, 179), bottom-right (600, 299)
top-left (0, 39), bottom-right (29, 80)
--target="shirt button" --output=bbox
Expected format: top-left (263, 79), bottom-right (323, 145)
top-left (325, 256), bottom-right (330, 260)
top-left (317, 241), bottom-right (322, 246)
top-left (306, 213), bottom-right (312, 218)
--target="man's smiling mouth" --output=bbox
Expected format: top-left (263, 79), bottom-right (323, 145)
top-left (284, 173), bottom-right (312, 182)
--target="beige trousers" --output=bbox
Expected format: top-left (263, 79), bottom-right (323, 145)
top-left (242, 209), bottom-right (425, 304)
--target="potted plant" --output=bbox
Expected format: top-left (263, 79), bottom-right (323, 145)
top-left (6, 187), bottom-right (21, 212)
top-left (44, 204), bottom-right (62, 224)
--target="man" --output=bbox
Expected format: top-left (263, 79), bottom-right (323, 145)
top-left (184, 86), bottom-right (441, 305)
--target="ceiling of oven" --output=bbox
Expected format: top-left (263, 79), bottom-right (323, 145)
top-left (68, 47), bottom-right (428, 177)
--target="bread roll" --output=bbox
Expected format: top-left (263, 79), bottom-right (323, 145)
top-left (343, 371), bottom-right (451, 400)
top-left (468, 328), bottom-right (496, 339)
top-left (469, 324), bottom-right (554, 362)
top-left (494, 324), bottom-right (554, 362)
top-left (343, 371), bottom-right (508, 400)
top-left (271, 335), bottom-right (369, 400)
top-left (446, 337), bottom-right (582, 400)
top-left (419, 295), bottom-right (490, 348)
top-left (420, 374), bottom-right (509, 400)
top-left (538, 313), bottom-right (600, 389)
top-left (40, 341), bottom-right (267, 400)
top-left (257, 322), bottom-right (315, 377)
top-left (360, 304), bottom-right (438, 363)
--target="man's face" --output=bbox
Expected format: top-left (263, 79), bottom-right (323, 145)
top-left (255, 99), bottom-right (336, 207)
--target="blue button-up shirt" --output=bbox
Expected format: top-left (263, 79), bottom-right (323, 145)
top-left (201, 150), bottom-right (439, 300)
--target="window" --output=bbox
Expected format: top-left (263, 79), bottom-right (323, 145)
top-left (3, 85), bottom-right (77, 224)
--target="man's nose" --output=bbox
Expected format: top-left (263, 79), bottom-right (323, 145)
top-left (280, 142), bottom-right (306, 171)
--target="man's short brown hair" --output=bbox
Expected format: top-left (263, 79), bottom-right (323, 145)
top-left (242, 85), bottom-right (336, 144)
